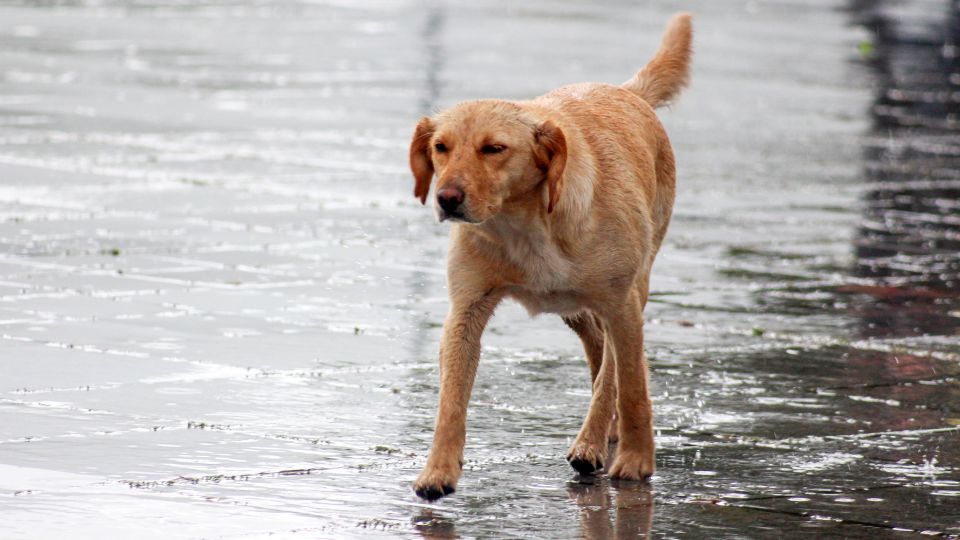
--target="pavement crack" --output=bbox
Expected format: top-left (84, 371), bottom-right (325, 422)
top-left (701, 499), bottom-right (957, 537)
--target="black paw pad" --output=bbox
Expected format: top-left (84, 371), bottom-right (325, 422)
top-left (568, 456), bottom-right (603, 475)
top-left (415, 484), bottom-right (455, 501)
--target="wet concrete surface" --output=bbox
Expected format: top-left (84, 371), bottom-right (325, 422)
top-left (0, 0), bottom-right (958, 538)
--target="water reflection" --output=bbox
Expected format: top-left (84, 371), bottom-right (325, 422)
top-left (567, 478), bottom-right (655, 539)
top-left (412, 509), bottom-right (458, 539)
top-left (850, 0), bottom-right (960, 338)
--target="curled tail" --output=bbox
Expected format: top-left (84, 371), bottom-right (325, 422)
top-left (622, 12), bottom-right (693, 108)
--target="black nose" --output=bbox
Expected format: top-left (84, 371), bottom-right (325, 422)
top-left (437, 187), bottom-right (465, 214)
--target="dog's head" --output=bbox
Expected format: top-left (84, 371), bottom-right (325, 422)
top-left (409, 100), bottom-right (567, 223)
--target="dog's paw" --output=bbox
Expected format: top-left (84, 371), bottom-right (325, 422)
top-left (413, 463), bottom-right (460, 501)
top-left (414, 481), bottom-right (455, 501)
top-left (608, 449), bottom-right (655, 480)
top-left (567, 440), bottom-right (607, 475)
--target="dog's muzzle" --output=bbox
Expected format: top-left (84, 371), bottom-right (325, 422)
top-left (436, 186), bottom-right (468, 222)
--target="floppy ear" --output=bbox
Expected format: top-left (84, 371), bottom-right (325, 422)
top-left (409, 117), bottom-right (436, 204)
top-left (534, 121), bottom-right (567, 213)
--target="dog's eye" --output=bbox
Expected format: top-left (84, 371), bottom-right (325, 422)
top-left (434, 142), bottom-right (447, 153)
top-left (481, 144), bottom-right (506, 154)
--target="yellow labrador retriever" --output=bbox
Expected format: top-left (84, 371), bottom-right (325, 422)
top-left (408, 13), bottom-right (692, 500)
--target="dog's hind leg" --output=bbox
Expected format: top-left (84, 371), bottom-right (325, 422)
top-left (564, 313), bottom-right (617, 474)
top-left (563, 313), bottom-right (604, 382)
top-left (564, 313), bottom-right (620, 444)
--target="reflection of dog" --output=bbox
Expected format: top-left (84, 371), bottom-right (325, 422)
top-left (568, 480), bottom-right (655, 540)
top-left (409, 13), bottom-right (693, 500)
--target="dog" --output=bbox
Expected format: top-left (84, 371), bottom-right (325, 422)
top-left (408, 13), bottom-right (692, 500)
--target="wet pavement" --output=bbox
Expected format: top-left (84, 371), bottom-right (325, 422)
top-left (1, 0), bottom-right (958, 538)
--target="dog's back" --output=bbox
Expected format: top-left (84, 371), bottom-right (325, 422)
top-left (532, 13), bottom-right (692, 254)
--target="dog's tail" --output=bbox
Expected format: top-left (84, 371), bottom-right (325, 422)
top-left (622, 12), bottom-right (693, 108)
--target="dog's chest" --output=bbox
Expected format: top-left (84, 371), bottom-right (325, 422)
top-left (510, 286), bottom-right (584, 316)
top-left (518, 246), bottom-right (569, 288)
top-left (494, 229), bottom-right (585, 316)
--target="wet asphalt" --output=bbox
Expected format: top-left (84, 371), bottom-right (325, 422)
top-left (0, 0), bottom-right (958, 538)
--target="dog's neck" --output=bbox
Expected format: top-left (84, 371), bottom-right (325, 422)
top-left (462, 144), bottom-right (596, 291)
top-left (548, 144), bottom-right (595, 235)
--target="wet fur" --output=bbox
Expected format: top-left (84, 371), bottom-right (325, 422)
top-left (409, 13), bottom-right (693, 500)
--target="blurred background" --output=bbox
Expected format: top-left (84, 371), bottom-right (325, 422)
top-left (0, 0), bottom-right (958, 538)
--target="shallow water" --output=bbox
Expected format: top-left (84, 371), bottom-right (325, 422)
top-left (1, 0), bottom-right (958, 538)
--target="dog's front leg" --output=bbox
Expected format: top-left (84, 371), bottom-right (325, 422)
top-left (604, 288), bottom-right (656, 480)
top-left (414, 288), bottom-right (503, 500)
